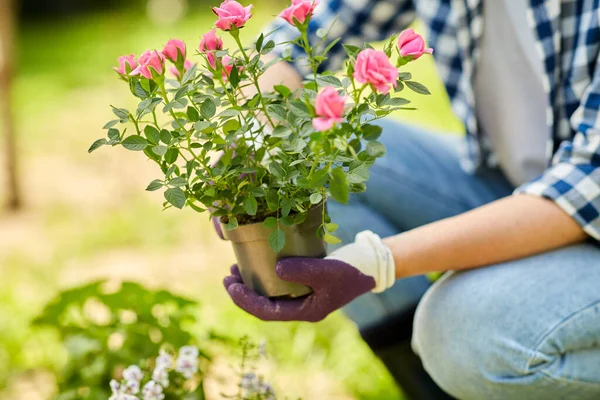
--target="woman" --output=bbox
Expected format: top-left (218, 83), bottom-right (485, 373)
top-left (223, 1), bottom-right (600, 398)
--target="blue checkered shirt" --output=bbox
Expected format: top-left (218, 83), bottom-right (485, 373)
top-left (267, 0), bottom-right (600, 240)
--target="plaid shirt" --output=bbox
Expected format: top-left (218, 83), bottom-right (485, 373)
top-left (268, 0), bottom-right (600, 240)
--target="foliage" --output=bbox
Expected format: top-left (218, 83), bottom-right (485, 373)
top-left (33, 280), bottom-right (215, 400)
top-left (90, 1), bottom-right (430, 251)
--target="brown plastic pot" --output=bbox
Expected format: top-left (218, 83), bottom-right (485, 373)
top-left (221, 203), bottom-right (326, 298)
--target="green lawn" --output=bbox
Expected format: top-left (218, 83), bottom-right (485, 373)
top-left (0, 3), bottom-right (461, 399)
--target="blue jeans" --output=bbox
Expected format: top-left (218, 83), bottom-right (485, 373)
top-left (328, 119), bottom-right (600, 400)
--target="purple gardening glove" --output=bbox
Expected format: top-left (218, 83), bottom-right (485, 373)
top-left (224, 231), bottom-right (396, 322)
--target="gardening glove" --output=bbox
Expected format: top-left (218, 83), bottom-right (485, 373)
top-left (224, 231), bottom-right (396, 322)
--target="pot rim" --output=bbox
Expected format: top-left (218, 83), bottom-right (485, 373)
top-left (221, 202), bottom-right (326, 243)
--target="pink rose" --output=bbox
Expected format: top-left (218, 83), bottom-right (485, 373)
top-left (353, 49), bottom-right (399, 94)
top-left (114, 54), bottom-right (137, 75)
top-left (131, 50), bottom-right (165, 79)
top-left (312, 87), bottom-right (346, 131)
top-left (170, 60), bottom-right (194, 78)
top-left (279, 0), bottom-right (320, 26)
top-left (199, 29), bottom-right (224, 69)
top-left (213, 0), bottom-right (253, 31)
top-left (162, 39), bottom-right (186, 63)
top-left (397, 28), bottom-right (433, 60)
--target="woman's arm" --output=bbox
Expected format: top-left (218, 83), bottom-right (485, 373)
top-left (385, 194), bottom-right (588, 278)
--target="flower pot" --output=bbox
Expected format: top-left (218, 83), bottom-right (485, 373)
top-left (221, 203), bottom-right (326, 298)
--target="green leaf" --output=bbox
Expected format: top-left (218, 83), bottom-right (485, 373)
top-left (268, 228), bottom-right (286, 252)
top-left (281, 198), bottom-right (293, 217)
top-left (182, 63), bottom-right (198, 85)
top-left (398, 72), bottom-right (412, 81)
top-left (310, 193), bottom-right (323, 205)
top-left (200, 99), bottom-right (217, 119)
top-left (122, 136), bottom-right (148, 151)
top-left (260, 40), bottom-right (275, 55)
top-left (289, 101), bottom-right (311, 118)
top-left (342, 44), bottom-right (362, 58)
top-left (168, 177), bottom-right (187, 187)
top-left (164, 187), bottom-right (186, 209)
top-left (323, 232), bottom-right (342, 245)
top-left (144, 125), bottom-right (160, 144)
top-left (316, 75), bottom-right (343, 87)
top-left (382, 97), bottom-right (411, 107)
top-left (263, 217), bottom-right (277, 229)
top-left (268, 162), bottom-right (285, 178)
top-left (366, 141), bottom-right (386, 158)
top-left (330, 167), bottom-right (349, 204)
top-left (255, 33), bottom-right (265, 52)
top-left (165, 148), bottom-right (179, 164)
top-left (160, 129), bottom-right (172, 145)
top-left (225, 217), bottom-right (238, 231)
top-left (229, 65), bottom-right (240, 88)
top-left (88, 139), bottom-right (107, 153)
top-left (325, 223), bottom-right (339, 232)
top-left (108, 128), bottom-right (120, 141)
top-left (243, 196), bottom-right (258, 216)
top-left (267, 105), bottom-right (287, 121)
top-left (362, 124), bottom-right (383, 141)
top-left (152, 145), bottom-right (168, 156)
top-left (146, 179), bottom-right (164, 191)
top-left (405, 81), bottom-right (431, 95)
top-left (103, 120), bottom-right (119, 129)
top-left (187, 106), bottom-right (200, 122)
top-left (274, 85), bottom-right (292, 98)
top-left (250, 187), bottom-right (265, 197)
top-left (348, 165), bottom-right (370, 183)
top-left (111, 106), bottom-right (129, 120)
top-left (272, 125), bottom-right (292, 138)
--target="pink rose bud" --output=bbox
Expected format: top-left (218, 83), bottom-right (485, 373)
top-left (199, 29), bottom-right (224, 69)
top-left (162, 39), bottom-right (187, 63)
top-left (353, 49), bottom-right (399, 94)
top-left (114, 54), bottom-right (137, 75)
top-left (279, 0), bottom-right (320, 26)
top-left (312, 86), bottom-right (346, 131)
top-left (170, 60), bottom-right (194, 78)
top-left (131, 50), bottom-right (165, 80)
top-left (213, 0), bottom-right (253, 31)
top-left (397, 28), bottom-right (433, 60)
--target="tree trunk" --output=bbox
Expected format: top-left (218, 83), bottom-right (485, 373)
top-left (0, 0), bottom-right (21, 210)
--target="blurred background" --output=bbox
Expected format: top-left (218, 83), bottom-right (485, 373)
top-left (0, 0), bottom-right (462, 399)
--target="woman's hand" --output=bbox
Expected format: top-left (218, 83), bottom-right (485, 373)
top-left (224, 231), bottom-right (395, 322)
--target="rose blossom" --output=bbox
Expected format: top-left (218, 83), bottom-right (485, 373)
top-left (397, 28), bottom-right (433, 59)
top-left (114, 54), bottom-right (137, 75)
top-left (353, 49), bottom-right (399, 94)
top-left (280, 0), bottom-right (320, 26)
top-left (199, 29), bottom-right (224, 69)
top-left (213, 0), bottom-right (253, 31)
top-left (162, 39), bottom-right (186, 63)
top-left (170, 60), bottom-right (194, 78)
top-left (131, 50), bottom-right (165, 79)
top-left (312, 86), bottom-right (346, 131)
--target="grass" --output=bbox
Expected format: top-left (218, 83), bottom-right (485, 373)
top-left (0, 3), bottom-right (461, 399)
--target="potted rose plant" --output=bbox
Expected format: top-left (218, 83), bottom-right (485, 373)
top-left (90, 0), bottom-right (432, 298)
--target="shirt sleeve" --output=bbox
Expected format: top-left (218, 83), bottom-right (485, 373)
top-left (515, 57), bottom-right (600, 240)
top-left (265, 0), bottom-right (416, 76)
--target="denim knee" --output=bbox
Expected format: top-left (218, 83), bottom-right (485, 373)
top-left (412, 271), bottom-right (600, 400)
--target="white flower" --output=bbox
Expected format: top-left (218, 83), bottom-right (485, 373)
top-left (155, 350), bottom-right (173, 369)
top-left (142, 380), bottom-right (165, 400)
top-left (175, 346), bottom-right (199, 379)
top-left (152, 366), bottom-right (169, 388)
top-left (123, 379), bottom-right (140, 395)
top-left (178, 345), bottom-right (199, 358)
top-left (175, 356), bottom-right (198, 379)
top-left (109, 379), bottom-right (140, 400)
top-left (123, 365), bottom-right (144, 383)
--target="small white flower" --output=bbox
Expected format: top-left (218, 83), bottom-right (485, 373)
top-left (240, 372), bottom-right (259, 392)
top-left (123, 379), bottom-right (140, 395)
top-left (175, 356), bottom-right (198, 379)
top-left (152, 366), bottom-right (169, 388)
top-left (142, 380), bottom-right (165, 400)
top-left (178, 345), bottom-right (199, 358)
top-left (123, 365), bottom-right (144, 383)
top-left (110, 379), bottom-right (120, 393)
top-left (155, 350), bottom-right (173, 369)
